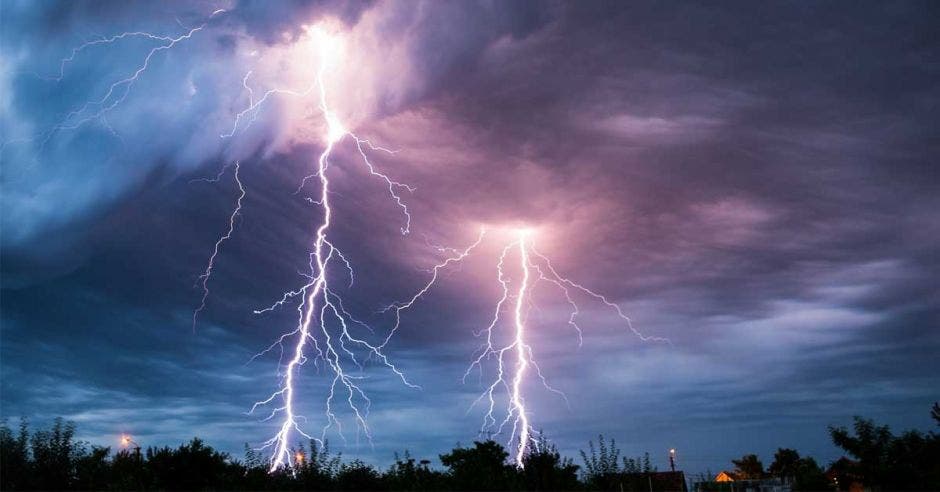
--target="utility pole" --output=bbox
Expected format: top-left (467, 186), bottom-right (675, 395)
top-left (121, 434), bottom-right (143, 490)
top-left (122, 435), bottom-right (142, 460)
top-left (669, 448), bottom-right (677, 472)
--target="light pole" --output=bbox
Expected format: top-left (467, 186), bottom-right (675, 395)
top-left (669, 448), bottom-right (676, 472)
top-left (121, 434), bottom-right (144, 490)
top-left (121, 434), bottom-right (142, 460)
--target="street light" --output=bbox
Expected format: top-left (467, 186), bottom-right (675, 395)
top-left (669, 448), bottom-right (677, 472)
top-left (121, 434), bottom-right (142, 459)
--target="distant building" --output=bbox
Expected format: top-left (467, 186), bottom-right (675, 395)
top-left (826, 457), bottom-right (864, 492)
top-left (715, 471), bottom-right (736, 483)
top-left (619, 471), bottom-right (688, 491)
top-left (692, 471), bottom-right (791, 492)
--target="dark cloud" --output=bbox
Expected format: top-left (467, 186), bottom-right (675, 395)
top-left (2, 0), bottom-right (938, 477)
top-left (0, 0), bottom-right (554, 275)
top-left (226, 0), bottom-right (375, 44)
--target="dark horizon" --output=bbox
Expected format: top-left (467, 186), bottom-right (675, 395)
top-left (2, 0), bottom-right (938, 482)
top-left (2, 408), bottom-right (939, 490)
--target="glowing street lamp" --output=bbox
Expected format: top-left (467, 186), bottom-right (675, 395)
top-left (121, 434), bottom-right (142, 459)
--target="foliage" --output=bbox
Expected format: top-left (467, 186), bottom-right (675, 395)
top-left (580, 434), bottom-right (621, 481)
top-left (0, 418), bottom-right (32, 489)
top-left (145, 438), bottom-right (239, 489)
top-left (383, 451), bottom-right (445, 491)
top-left (579, 435), bottom-right (661, 491)
top-left (438, 440), bottom-right (515, 490)
top-left (828, 410), bottom-right (940, 490)
top-left (336, 460), bottom-right (382, 491)
top-left (622, 452), bottom-right (655, 474)
top-left (521, 433), bottom-right (580, 490)
top-left (731, 453), bottom-right (764, 479)
top-left (768, 448), bottom-right (800, 479)
top-left (766, 448), bottom-right (831, 491)
top-left (291, 440), bottom-right (343, 489)
top-left (790, 456), bottom-right (832, 491)
top-left (0, 420), bottom-right (580, 491)
top-left (2, 403), bottom-right (937, 491)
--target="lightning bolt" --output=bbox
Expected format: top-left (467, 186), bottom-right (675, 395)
top-left (232, 29), bottom-right (420, 472)
top-left (380, 228), bottom-right (487, 349)
top-left (191, 161), bottom-right (245, 332)
top-left (45, 32), bottom-right (181, 83)
top-left (508, 235), bottom-right (532, 466)
top-left (47, 14), bottom-right (224, 148)
top-left (457, 230), bottom-right (669, 468)
top-left (21, 12), bottom-right (421, 472)
top-left (0, 10), bottom-right (227, 158)
top-left (383, 226), bottom-right (666, 469)
top-left (462, 233), bottom-right (538, 468)
top-left (29, 13), bottom-right (670, 474)
top-left (220, 69), bottom-right (318, 139)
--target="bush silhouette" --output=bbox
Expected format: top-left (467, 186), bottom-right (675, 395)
top-left (2, 404), bottom-right (936, 491)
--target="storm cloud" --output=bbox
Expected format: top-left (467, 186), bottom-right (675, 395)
top-left (2, 0), bottom-right (938, 476)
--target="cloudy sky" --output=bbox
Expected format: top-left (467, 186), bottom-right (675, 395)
top-left (2, 0), bottom-right (938, 475)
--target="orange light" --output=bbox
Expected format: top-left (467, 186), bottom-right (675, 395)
top-left (295, 452), bottom-right (304, 464)
top-left (121, 435), bottom-right (131, 446)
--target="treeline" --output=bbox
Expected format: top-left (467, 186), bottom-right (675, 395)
top-left (698, 403), bottom-right (940, 491)
top-left (1, 404), bottom-right (938, 491)
top-left (1, 424), bottom-right (583, 491)
top-left (824, 405), bottom-right (940, 490)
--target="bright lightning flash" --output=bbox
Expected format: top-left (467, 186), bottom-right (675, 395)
top-left (465, 228), bottom-right (668, 468)
top-left (209, 28), bottom-right (418, 472)
top-left (385, 225), bottom-right (667, 469)
top-left (32, 14), bottom-right (667, 474)
top-left (462, 230), bottom-right (544, 468)
top-left (169, 25), bottom-right (420, 471)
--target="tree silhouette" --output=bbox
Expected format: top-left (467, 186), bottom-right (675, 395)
top-left (383, 450), bottom-right (445, 491)
top-left (829, 412), bottom-right (940, 490)
top-left (439, 440), bottom-right (514, 491)
top-left (768, 448), bottom-right (801, 481)
top-left (622, 452), bottom-right (655, 474)
top-left (72, 445), bottom-right (111, 489)
top-left (337, 460), bottom-right (382, 491)
top-left (766, 448), bottom-right (831, 491)
top-left (791, 456), bottom-right (832, 491)
top-left (0, 418), bottom-right (32, 489)
top-left (28, 418), bottom-right (85, 489)
top-left (1, 407), bottom-right (935, 491)
top-left (829, 417), bottom-right (894, 487)
top-left (146, 438), bottom-right (236, 489)
top-left (521, 433), bottom-right (580, 490)
top-left (731, 454), bottom-right (764, 479)
top-left (580, 433), bottom-right (622, 488)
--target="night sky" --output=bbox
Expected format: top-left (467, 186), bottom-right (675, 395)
top-left (2, 0), bottom-right (938, 476)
